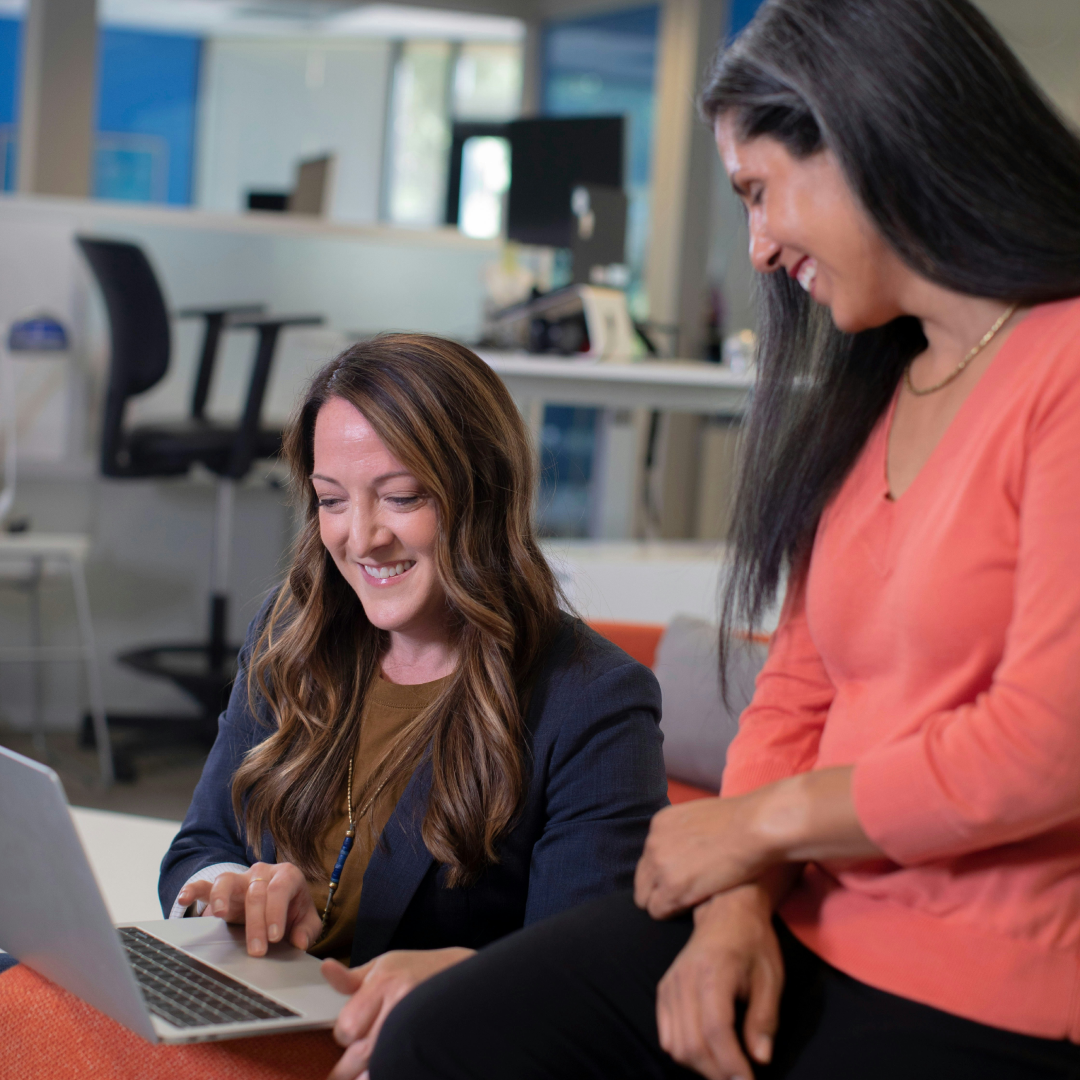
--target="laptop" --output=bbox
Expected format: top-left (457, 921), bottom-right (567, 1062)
top-left (0, 745), bottom-right (350, 1043)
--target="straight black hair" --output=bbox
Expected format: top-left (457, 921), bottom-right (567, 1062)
top-left (701, 0), bottom-right (1080, 655)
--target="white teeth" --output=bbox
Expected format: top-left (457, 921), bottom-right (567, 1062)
top-left (362, 561), bottom-right (414, 580)
top-left (796, 259), bottom-right (817, 293)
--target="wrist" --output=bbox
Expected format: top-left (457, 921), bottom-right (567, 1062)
top-left (439, 947), bottom-right (476, 967)
top-left (749, 774), bottom-right (813, 864)
top-left (693, 881), bottom-right (771, 927)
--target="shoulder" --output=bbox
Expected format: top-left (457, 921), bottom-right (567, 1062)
top-left (1013, 296), bottom-right (1080, 387)
top-left (539, 612), bottom-right (656, 683)
top-left (527, 613), bottom-right (662, 737)
top-left (1001, 296), bottom-right (1080, 439)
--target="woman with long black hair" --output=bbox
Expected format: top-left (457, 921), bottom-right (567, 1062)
top-left (357, 1), bottom-right (1080, 1077)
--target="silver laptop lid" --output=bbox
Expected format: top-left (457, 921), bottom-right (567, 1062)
top-left (0, 746), bottom-right (156, 1041)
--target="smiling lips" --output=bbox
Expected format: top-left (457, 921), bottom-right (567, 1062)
top-left (793, 257), bottom-right (818, 294)
top-left (362, 560), bottom-right (415, 581)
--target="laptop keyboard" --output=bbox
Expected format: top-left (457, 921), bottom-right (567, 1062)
top-left (119, 926), bottom-right (300, 1029)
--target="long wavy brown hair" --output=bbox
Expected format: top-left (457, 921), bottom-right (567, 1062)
top-left (232, 334), bottom-right (563, 886)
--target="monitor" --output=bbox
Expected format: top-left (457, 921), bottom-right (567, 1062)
top-left (506, 116), bottom-right (624, 247)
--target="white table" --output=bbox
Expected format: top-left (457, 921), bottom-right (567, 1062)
top-left (478, 353), bottom-right (755, 540)
top-left (478, 352), bottom-right (754, 416)
top-left (71, 806), bottom-right (182, 923)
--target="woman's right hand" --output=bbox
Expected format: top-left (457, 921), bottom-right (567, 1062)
top-left (175, 862), bottom-right (323, 956)
top-left (656, 883), bottom-right (784, 1080)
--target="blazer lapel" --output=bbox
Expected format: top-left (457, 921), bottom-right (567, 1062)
top-left (350, 760), bottom-right (434, 965)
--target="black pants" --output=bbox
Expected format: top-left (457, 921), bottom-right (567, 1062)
top-left (370, 891), bottom-right (1080, 1080)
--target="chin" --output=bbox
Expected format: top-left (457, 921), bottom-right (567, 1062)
top-left (828, 296), bottom-right (905, 336)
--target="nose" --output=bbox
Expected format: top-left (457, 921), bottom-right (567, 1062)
top-left (348, 506), bottom-right (395, 558)
top-left (748, 216), bottom-right (782, 274)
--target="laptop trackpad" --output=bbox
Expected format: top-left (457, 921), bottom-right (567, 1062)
top-left (131, 918), bottom-right (335, 992)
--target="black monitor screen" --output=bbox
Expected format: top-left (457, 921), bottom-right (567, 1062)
top-left (507, 116), bottom-right (624, 247)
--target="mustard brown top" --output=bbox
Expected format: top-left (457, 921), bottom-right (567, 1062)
top-left (308, 673), bottom-right (451, 961)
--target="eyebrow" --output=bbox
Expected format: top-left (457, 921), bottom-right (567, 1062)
top-left (309, 471), bottom-right (415, 485)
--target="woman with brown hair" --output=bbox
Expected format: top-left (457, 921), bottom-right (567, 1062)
top-left (158, 333), bottom-right (667, 1076)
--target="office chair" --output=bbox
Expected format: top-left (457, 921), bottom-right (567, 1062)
top-left (76, 236), bottom-right (323, 777)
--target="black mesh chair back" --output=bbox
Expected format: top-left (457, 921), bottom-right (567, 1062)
top-left (72, 235), bottom-right (324, 779)
top-left (76, 237), bottom-right (171, 476)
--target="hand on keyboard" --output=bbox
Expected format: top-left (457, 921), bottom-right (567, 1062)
top-left (176, 862), bottom-right (322, 957)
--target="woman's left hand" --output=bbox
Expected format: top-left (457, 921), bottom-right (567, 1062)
top-left (322, 947), bottom-right (476, 1080)
top-left (635, 795), bottom-right (767, 919)
top-left (635, 768), bottom-right (880, 920)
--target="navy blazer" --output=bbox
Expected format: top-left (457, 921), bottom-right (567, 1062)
top-left (160, 608), bottom-right (667, 967)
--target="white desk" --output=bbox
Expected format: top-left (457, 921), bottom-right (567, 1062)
top-left (478, 353), bottom-right (754, 540)
top-left (71, 806), bottom-right (182, 923)
top-left (478, 352), bottom-right (754, 416)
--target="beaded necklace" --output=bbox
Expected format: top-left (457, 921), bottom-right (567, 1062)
top-left (320, 723), bottom-right (425, 927)
top-left (320, 755), bottom-right (395, 925)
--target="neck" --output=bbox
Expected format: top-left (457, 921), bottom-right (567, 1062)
top-left (381, 630), bottom-right (457, 685)
top-left (900, 278), bottom-right (1018, 377)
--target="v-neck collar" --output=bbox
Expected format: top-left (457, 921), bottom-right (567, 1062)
top-left (881, 308), bottom-right (1035, 505)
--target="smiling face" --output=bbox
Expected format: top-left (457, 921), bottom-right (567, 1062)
top-left (312, 396), bottom-right (448, 645)
top-left (715, 113), bottom-right (911, 334)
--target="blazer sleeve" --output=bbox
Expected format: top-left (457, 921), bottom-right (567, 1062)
top-left (157, 602), bottom-right (277, 915)
top-left (720, 581), bottom-right (834, 798)
top-left (523, 652), bottom-right (667, 926)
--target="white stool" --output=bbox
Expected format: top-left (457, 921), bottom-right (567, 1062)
top-left (0, 533), bottom-right (114, 786)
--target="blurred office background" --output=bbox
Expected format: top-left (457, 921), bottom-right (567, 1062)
top-left (0, 0), bottom-right (1076, 783)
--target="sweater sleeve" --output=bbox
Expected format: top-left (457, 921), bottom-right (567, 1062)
top-left (853, 358), bottom-right (1080, 865)
top-left (720, 582), bottom-right (834, 798)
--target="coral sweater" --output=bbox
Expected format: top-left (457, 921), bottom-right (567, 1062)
top-left (721, 296), bottom-right (1080, 1041)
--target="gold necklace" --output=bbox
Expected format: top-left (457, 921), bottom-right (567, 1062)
top-left (904, 303), bottom-right (1019, 397)
top-left (320, 721), bottom-right (427, 926)
top-left (320, 755), bottom-right (396, 925)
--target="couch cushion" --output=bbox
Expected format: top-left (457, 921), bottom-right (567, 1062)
top-left (667, 778), bottom-right (717, 803)
top-left (585, 620), bottom-right (665, 668)
top-left (654, 616), bottom-right (768, 792)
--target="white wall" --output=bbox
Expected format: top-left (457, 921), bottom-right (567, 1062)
top-left (196, 37), bottom-right (394, 223)
top-left (975, 0), bottom-right (1080, 127)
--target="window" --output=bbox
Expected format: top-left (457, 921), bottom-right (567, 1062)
top-left (384, 41), bottom-right (454, 227)
top-left (384, 39), bottom-right (522, 229)
top-left (453, 42), bottom-right (522, 121)
top-left (457, 134), bottom-right (509, 239)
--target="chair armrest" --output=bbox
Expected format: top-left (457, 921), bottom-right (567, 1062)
top-left (177, 304), bottom-right (265, 320)
top-left (227, 314), bottom-right (325, 330)
top-left (226, 314), bottom-right (326, 478)
top-left (179, 306), bottom-right (266, 419)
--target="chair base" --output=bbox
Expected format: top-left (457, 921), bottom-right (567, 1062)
top-left (79, 641), bottom-right (242, 781)
top-left (80, 711), bottom-right (218, 783)
top-left (118, 642), bottom-right (241, 716)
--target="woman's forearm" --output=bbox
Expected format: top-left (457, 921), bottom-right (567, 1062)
top-left (636, 766), bottom-right (882, 918)
top-left (751, 766), bottom-right (882, 864)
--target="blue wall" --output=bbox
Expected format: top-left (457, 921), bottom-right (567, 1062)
top-left (0, 18), bottom-right (19, 190)
top-left (542, 5), bottom-right (658, 192)
top-left (729, 0), bottom-right (768, 39)
top-left (96, 29), bottom-right (201, 204)
top-left (0, 19), bottom-right (200, 203)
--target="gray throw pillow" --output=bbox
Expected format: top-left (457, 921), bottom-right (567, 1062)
top-left (653, 615), bottom-right (768, 792)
